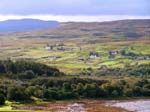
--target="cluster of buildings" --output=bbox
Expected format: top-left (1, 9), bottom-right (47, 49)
top-left (44, 43), bottom-right (150, 64)
top-left (45, 44), bottom-right (65, 51)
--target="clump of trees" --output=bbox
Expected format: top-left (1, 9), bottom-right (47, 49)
top-left (0, 60), bottom-right (64, 78)
top-left (0, 77), bottom-right (150, 103)
top-left (0, 60), bottom-right (149, 104)
top-left (94, 64), bottom-right (150, 76)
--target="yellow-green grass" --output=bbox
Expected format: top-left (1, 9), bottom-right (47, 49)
top-left (0, 37), bottom-right (150, 73)
top-left (0, 101), bottom-right (32, 112)
top-left (0, 100), bottom-right (53, 112)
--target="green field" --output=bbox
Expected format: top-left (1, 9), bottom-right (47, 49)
top-left (0, 37), bottom-right (150, 74)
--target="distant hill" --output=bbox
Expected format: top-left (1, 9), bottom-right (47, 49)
top-left (1, 19), bottom-right (150, 38)
top-left (0, 19), bottom-right (60, 32)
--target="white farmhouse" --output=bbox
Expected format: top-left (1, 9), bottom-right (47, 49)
top-left (90, 54), bottom-right (97, 59)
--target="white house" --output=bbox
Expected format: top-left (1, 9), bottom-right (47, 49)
top-left (109, 51), bottom-right (118, 55)
top-left (89, 52), bottom-right (99, 59)
top-left (90, 54), bottom-right (97, 59)
top-left (45, 46), bottom-right (53, 50)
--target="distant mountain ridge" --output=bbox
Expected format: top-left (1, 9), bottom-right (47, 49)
top-left (0, 19), bottom-right (60, 32)
top-left (18, 19), bottom-right (149, 39)
top-left (0, 19), bottom-right (149, 39)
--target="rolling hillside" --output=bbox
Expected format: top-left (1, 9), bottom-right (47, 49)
top-left (6, 19), bottom-right (149, 39)
top-left (0, 19), bottom-right (149, 39)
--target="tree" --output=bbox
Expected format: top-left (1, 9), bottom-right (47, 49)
top-left (61, 91), bottom-right (78, 99)
top-left (132, 86), bottom-right (142, 96)
top-left (101, 83), bottom-right (113, 96)
top-left (76, 83), bottom-right (84, 96)
top-left (63, 82), bottom-right (72, 92)
top-left (0, 63), bottom-right (5, 73)
top-left (124, 88), bottom-right (133, 97)
top-left (111, 81), bottom-right (123, 96)
top-left (83, 83), bottom-right (99, 98)
top-left (142, 88), bottom-right (150, 96)
top-left (7, 86), bottom-right (29, 101)
top-left (0, 94), bottom-right (5, 105)
top-left (111, 90), bottom-right (119, 97)
top-left (18, 70), bottom-right (36, 79)
top-left (135, 79), bottom-right (149, 87)
top-left (44, 88), bottom-right (59, 100)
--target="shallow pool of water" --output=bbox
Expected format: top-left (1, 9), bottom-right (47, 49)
top-left (109, 99), bottom-right (150, 112)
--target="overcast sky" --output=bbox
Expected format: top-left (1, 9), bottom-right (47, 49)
top-left (0, 0), bottom-right (149, 22)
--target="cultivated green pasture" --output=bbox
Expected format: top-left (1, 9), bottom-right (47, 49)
top-left (0, 37), bottom-right (150, 74)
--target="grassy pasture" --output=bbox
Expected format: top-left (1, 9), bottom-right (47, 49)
top-left (0, 37), bottom-right (150, 74)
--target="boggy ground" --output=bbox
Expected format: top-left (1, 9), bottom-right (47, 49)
top-left (10, 100), bottom-right (131, 112)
